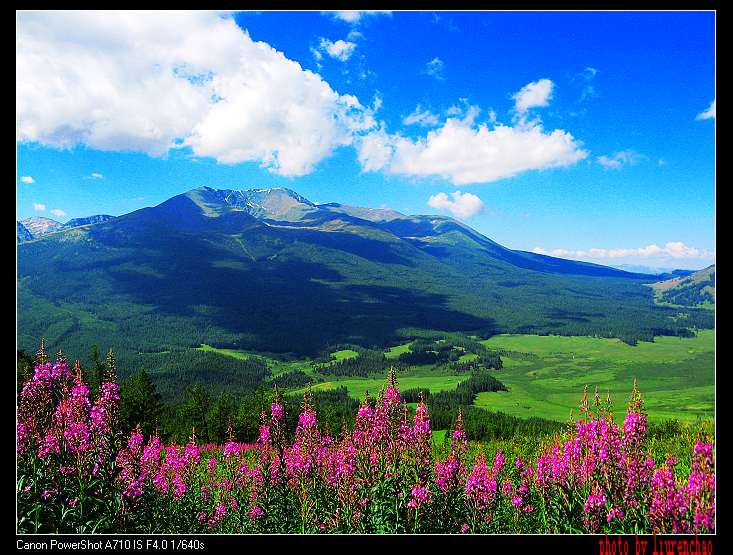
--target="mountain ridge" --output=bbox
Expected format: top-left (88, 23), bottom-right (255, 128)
top-left (18, 186), bottom-right (712, 377)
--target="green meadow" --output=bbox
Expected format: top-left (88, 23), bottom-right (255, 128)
top-left (474, 330), bottom-right (714, 423)
top-left (196, 330), bottom-right (713, 425)
top-left (291, 374), bottom-right (469, 402)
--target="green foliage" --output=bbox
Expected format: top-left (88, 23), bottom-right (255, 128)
top-left (181, 384), bottom-right (212, 443)
top-left (119, 368), bottom-right (163, 437)
top-left (270, 370), bottom-right (312, 389)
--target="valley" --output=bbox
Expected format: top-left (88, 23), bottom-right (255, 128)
top-left (17, 187), bottom-right (714, 404)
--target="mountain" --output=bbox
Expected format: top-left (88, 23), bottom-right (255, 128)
top-left (63, 214), bottom-right (116, 229)
top-left (612, 264), bottom-right (697, 279)
top-left (650, 264), bottom-right (715, 308)
top-left (17, 221), bottom-right (33, 243)
top-left (20, 216), bottom-right (63, 237)
top-left (17, 186), bottom-right (713, 381)
top-left (18, 214), bottom-right (117, 242)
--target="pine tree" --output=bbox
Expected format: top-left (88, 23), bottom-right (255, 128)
top-left (120, 368), bottom-right (163, 438)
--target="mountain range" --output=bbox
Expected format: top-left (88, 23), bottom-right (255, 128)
top-left (17, 214), bottom-right (115, 242)
top-left (17, 186), bottom-right (714, 380)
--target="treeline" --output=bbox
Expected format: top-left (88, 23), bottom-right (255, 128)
top-left (442, 406), bottom-right (565, 441)
top-left (270, 370), bottom-right (313, 390)
top-left (138, 383), bottom-right (360, 444)
top-left (316, 347), bottom-right (396, 377)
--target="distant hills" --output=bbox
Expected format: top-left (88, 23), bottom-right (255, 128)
top-left (612, 264), bottom-right (697, 278)
top-left (17, 186), bottom-right (714, 380)
top-left (650, 264), bottom-right (715, 309)
top-left (17, 214), bottom-right (115, 242)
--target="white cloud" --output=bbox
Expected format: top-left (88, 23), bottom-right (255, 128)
top-left (596, 150), bottom-right (644, 170)
top-left (423, 57), bottom-right (445, 80)
top-left (20, 176), bottom-right (35, 183)
top-left (696, 99), bottom-right (715, 121)
top-left (513, 78), bottom-right (554, 113)
top-left (33, 203), bottom-right (46, 211)
top-left (17, 11), bottom-right (377, 177)
top-left (50, 209), bottom-right (66, 217)
top-left (316, 38), bottom-right (357, 62)
top-left (427, 190), bottom-right (485, 219)
top-left (325, 11), bottom-right (392, 23)
top-left (577, 67), bottom-right (598, 102)
top-left (84, 172), bottom-right (104, 179)
top-left (358, 113), bottom-right (588, 185)
top-left (356, 127), bottom-right (393, 172)
top-left (403, 105), bottom-right (440, 127)
top-left (532, 242), bottom-right (714, 261)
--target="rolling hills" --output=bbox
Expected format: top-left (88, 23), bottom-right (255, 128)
top-left (650, 264), bottom-right (715, 309)
top-left (17, 186), bottom-right (714, 390)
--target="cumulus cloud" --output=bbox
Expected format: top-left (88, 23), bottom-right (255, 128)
top-left (325, 11), bottom-right (392, 23)
top-left (596, 150), bottom-right (644, 170)
top-left (427, 190), bottom-right (485, 219)
top-left (356, 127), bottom-right (393, 172)
top-left (532, 242), bottom-right (714, 261)
top-left (513, 78), bottom-right (554, 113)
top-left (696, 99), bottom-right (715, 121)
top-left (315, 38), bottom-right (357, 62)
top-left (20, 176), bottom-right (35, 183)
top-left (50, 209), bottom-right (66, 217)
top-left (84, 172), bottom-right (104, 180)
top-left (33, 203), bottom-right (46, 211)
top-left (423, 57), bottom-right (445, 80)
top-left (17, 11), bottom-right (377, 177)
top-left (358, 112), bottom-right (588, 185)
top-left (403, 105), bottom-right (440, 127)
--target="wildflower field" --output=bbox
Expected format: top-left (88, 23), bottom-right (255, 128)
top-left (17, 346), bottom-right (715, 534)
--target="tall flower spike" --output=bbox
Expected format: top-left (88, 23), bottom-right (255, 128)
top-left (628, 378), bottom-right (644, 413)
top-left (105, 349), bottom-right (118, 383)
top-left (580, 384), bottom-right (589, 419)
top-left (302, 387), bottom-right (312, 412)
top-left (73, 359), bottom-right (82, 382)
top-left (386, 366), bottom-right (398, 388)
top-left (35, 338), bottom-right (48, 365)
top-left (189, 426), bottom-right (197, 445)
top-left (226, 417), bottom-right (234, 442)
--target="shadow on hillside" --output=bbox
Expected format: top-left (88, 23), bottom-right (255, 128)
top-left (86, 232), bottom-right (496, 355)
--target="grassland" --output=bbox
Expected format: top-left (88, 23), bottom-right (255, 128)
top-left (196, 329), bottom-right (713, 425)
top-left (291, 374), bottom-right (469, 402)
top-left (474, 330), bottom-right (714, 423)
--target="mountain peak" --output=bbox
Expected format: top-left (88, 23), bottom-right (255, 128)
top-left (20, 216), bottom-right (63, 237)
top-left (187, 186), bottom-right (316, 221)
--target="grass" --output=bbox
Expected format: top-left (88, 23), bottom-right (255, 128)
top-left (474, 330), bottom-right (714, 423)
top-left (329, 349), bottom-right (359, 361)
top-left (384, 342), bottom-right (411, 359)
top-left (196, 344), bottom-right (317, 378)
top-left (291, 374), bottom-right (470, 402)
top-left (197, 343), bottom-right (252, 360)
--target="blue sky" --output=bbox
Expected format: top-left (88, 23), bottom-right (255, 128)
top-left (17, 10), bottom-right (715, 269)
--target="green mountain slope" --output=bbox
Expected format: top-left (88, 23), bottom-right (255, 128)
top-left (17, 187), bottom-right (713, 381)
top-left (650, 264), bottom-right (715, 308)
